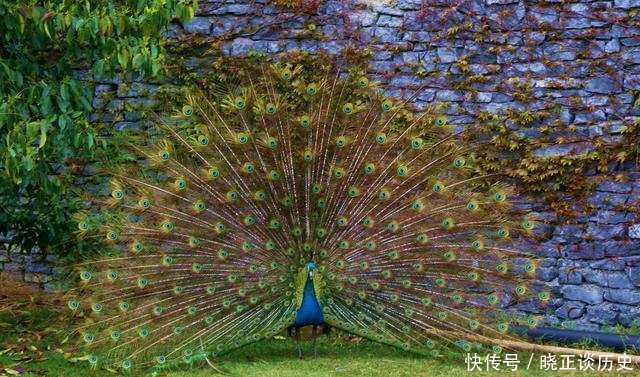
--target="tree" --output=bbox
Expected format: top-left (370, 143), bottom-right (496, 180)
top-left (0, 0), bottom-right (196, 257)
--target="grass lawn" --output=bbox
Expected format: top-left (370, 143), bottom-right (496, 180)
top-left (0, 304), bottom-right (636, 376)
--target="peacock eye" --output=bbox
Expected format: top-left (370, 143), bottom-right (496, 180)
top-left (160, 151), bottom-right (170, 160)
top-left (411, 138), bottom-right (423, 149)
top-left (234, 97), bottom-right (246, 109)
top-left (198, 135), bottom-right (209, 145)
top-left (182, 105), bottom-right (193, 116)
top-left (381, 99), bottom-right (392, 111)
top-left (342, 103), bottom-right (354, 114)
top-left (435, 116), bottom-right (446, 126)
top-left (306, 84), bottom-right (317, 95)
top-left (358, 76), bottom-right (369, 88)
top-left (375, 133), bottom-right (386, 144)
top-left (282, 69), bottom-right (291, 79)
top-left (266, 103), bottom-right (277, 114)
top-left (300, 115), bottom-right (311, 127)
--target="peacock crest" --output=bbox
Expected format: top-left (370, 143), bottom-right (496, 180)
top-left (69, 57), bottom-right (547, 371)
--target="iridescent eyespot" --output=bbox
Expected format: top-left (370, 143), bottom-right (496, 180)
top-left (139, 328), bottom-right (149, 337)
top-left (122, 360), bottom-right (132, 369)
top-left (68, 299), bottom-right (80, 310)
top-left (363, 216), bottom-right (374, 227)
top-left (396, 165), bottom-right (408, 177)
top-left (453, 157), bottom-right (465, 167)
top-left (111, 189), bottom-right (123, 199)
top-left (306, 83), bottom-right (318, 95)
top-left (435, 116), bottom-right (446, 126)
top-left (375, 133), bottom-right (387, 144)
top-left (348, 186), bottom-right (360, 198)
top-left (336, 135), bottom-right (347, 147)
top-left (139, 198), bottom-right (150, 208)
top-left (89, 355), bottom-right (98, 364)
top-left (131, 241), bottom-right (143, 253)
top-left (175, 179), bottom-right (186, 189)
top-left (364, 163), bottom-right (375, 174)
top-left (137, 278), bottom-right (149, 288)
top-left (497, 227), bottom-right (509, 237)
top-left (416, 233), bottom-right (428, 243)
top-left (411, 137), bottom-right (423, 149)
top-left (265, 103), bottom-right (277, 114)
top-left (379, 189), bottom-right (390, 200)
top-left (522, 220), bottom-right (535, 230)
top-left (524, 262), bottom-right (536, 272)
top-left (106, 231), bottom-right (118, 240)
top-left (494, 191), bottom-right (506, 202)
top-left (226, 191), bottom-right (238, 202)
top-left (387, 220), bottom-right (399, 232)
top-left (78, 221), bottom-right (89, 230)
top-left (334, 167), bottom-right (345, 178)
top-left (316, 228), bottom-right (327, 238)
top-left (266, 137), bottom-right (278, 149)
top-left (381, 99), bottom-right (392, 111)
top-left (214, 221), bottom-right (225, 232)
top-left (281, 69), bottom-right (292, 80)
top-left (80, 271), bottom-right (92, 281)
top-left (159, 150), bottom-right (170, 160)
top-left (157, 356), bottom-right (166, 364)
top-left (441, 218), bottom-right (454, 229)
top-left (358, 76), bottom-right (369, 88)
top-left (303, 150), bottom-right (313, 162)
top-left (234, 97), bottom-right (246, 109)
top-left (433, 182), bottom-right (444, 192)
top-left (106, 271), bottom-right (118, 281)
top-left (162, 221), bottom-right (174, 232)
top-left (436, 279), bottom-right (446, 287)
top-left (267, 170), bottom-right (279, 180)
top-left (237, 133), bottom-right (249, 144)
top-left (92, 303), bottom-right (103, 312)
top-left (412, 200), bottom-right (424, 211)
top-left (538, 291), bottom-right (550, 301)
top-left (471, 239), bottom-right (484, 250)
top-left (342, 103), bottom-right (354, 114)
top-left (339, 240), bottom-right (350, 249)
top-left (254, 190), bottom-right (266, 201)
top-left (119, 302), bottom-right (129, 311)
top-left (182, 105), bottom-right (193, 116)
top-left (300, 115), bottom-right (311, 127)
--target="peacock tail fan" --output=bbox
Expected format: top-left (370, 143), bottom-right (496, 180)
top-left (67, 57), bottom-right (549, 371)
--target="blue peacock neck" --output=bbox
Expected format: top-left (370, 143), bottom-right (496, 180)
top-left (294, 262), bottom-right (325, 327)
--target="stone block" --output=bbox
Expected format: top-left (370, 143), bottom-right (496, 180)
top-left (604, 289), bottom-right (640, 305)
top-left (183, 17), bottom-right (211, 34)
top-left (561, 284), bottom-right (604, 304)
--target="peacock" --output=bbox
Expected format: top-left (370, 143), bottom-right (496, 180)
top-left (68, 57), bottom-right (548, 371)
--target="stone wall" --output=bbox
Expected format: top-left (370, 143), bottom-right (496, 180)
top-left (2, 0), bottom-right (640, 331)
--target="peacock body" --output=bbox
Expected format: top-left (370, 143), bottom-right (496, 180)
top-left (70, 58), bottom-right (547, 371)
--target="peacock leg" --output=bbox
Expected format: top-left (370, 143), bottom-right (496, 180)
top-left (312, 325), bottom-right (318, 359)
top-left (295, 327), bottom-right (304, 359)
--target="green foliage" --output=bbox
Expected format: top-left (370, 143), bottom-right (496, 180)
top-left (0, 0), bottom-right (197, 255)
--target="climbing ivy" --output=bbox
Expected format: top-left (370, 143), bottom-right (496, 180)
top-left (0, 0), bottom-right (197, 256)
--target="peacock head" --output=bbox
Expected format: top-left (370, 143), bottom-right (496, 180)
top-left (306, 261), bottom-right (316, 278)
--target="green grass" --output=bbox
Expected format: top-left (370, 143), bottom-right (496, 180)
top-left (0, 308), bottom-right (635, 376)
